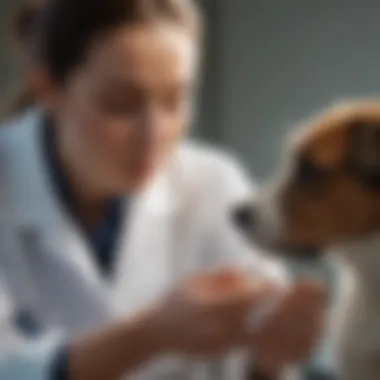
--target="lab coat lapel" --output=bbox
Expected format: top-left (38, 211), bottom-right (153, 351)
top-left (112, 164), bottom-right (182, 316)
top-left (13, 226), bottom-right (113, 333)
top-left (5, 110), bottom-right (194, 330)
top-left (7, 110), bottom-right (114, 333)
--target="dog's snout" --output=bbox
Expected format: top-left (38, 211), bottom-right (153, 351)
top-left (232, 203), bottom-right (256, 231)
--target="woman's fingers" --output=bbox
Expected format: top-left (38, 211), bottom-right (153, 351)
top-left (159, 268), bottom-right (287, 356)
top-left (251, 279), bottom-right (326, 368)
top-left (187, 268), bottom-right (281, 317)
top-left (163, 268), bottom-right (325, 359)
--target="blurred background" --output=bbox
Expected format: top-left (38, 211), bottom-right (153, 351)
top-left (3, 0), bottom-right (380, 178)
top-left (2, 0), bottom-right (380, 379)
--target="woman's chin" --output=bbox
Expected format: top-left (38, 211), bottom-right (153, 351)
top-left (119, 171), bottom-right (155, 194)
top-left (114, 160), bottom-right (166, 194)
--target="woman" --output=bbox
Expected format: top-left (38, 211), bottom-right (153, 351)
top-left (0, 0), bottom-right (324, 379)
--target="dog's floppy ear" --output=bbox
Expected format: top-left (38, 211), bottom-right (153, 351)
top-left (348, 120), bottom-right (380, 187)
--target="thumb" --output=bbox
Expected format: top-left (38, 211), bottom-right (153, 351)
top-left (245, 285), bottom-right (290, 332)
top-left (216, 281), bottom-right (281, 317)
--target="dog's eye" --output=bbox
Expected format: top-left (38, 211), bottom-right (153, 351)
top-left (295, 156), bottom-right (323, 185)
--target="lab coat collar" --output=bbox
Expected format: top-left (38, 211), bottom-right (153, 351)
top-left (3, 109), bottom-right (184, 330)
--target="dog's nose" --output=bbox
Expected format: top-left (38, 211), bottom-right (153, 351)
top-left (232, 203), bottom-right (256, 231)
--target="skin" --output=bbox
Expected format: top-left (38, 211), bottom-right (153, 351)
top-left (31, 23), bottom-right (324, 380)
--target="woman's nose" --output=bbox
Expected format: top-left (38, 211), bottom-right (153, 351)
top-left (231, 202), bottom-right (256, 231)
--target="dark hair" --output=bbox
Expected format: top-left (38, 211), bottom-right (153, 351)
top-left (6, 0), bottom-right (200, 118)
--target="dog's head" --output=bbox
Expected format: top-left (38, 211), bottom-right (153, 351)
top-left (233, 101), bottom-right (380, 257)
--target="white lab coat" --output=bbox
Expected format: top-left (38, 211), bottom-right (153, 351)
top-left (0, 109), bottom-right (289, 380)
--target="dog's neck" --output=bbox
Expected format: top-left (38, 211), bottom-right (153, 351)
top-left (334, 233), bottom-right (380, 305)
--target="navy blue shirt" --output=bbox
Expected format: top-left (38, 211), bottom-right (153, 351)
top-left (41, 119), bottom-right (127, 380)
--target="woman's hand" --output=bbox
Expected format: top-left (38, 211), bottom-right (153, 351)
top-left (68, 271), bottom-right (323, 380)
top-left (252, 279), bottom-right (325, 376)
top-left (153, 268), bottom-right (277, 358)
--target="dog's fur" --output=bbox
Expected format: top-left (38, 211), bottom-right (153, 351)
top-left (233, 100), bottom-right (380, 380)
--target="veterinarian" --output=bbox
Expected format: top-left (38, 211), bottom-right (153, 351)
top-left (0, 0), bottom-right (324, 379)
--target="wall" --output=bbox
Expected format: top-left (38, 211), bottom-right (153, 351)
top-left (0, 0), bottom-right (25, 107)
top-left (211, 0), bottom-right (380, 180)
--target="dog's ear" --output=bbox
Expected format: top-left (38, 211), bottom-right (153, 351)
top-left (348, 120), bottom-right (380, 187)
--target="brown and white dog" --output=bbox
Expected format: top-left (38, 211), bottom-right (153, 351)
top-left (233, 100), bottom-right (380, 380)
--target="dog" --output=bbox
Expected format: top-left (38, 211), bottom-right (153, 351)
top-left (233, 100), bottom-right (380, 380)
